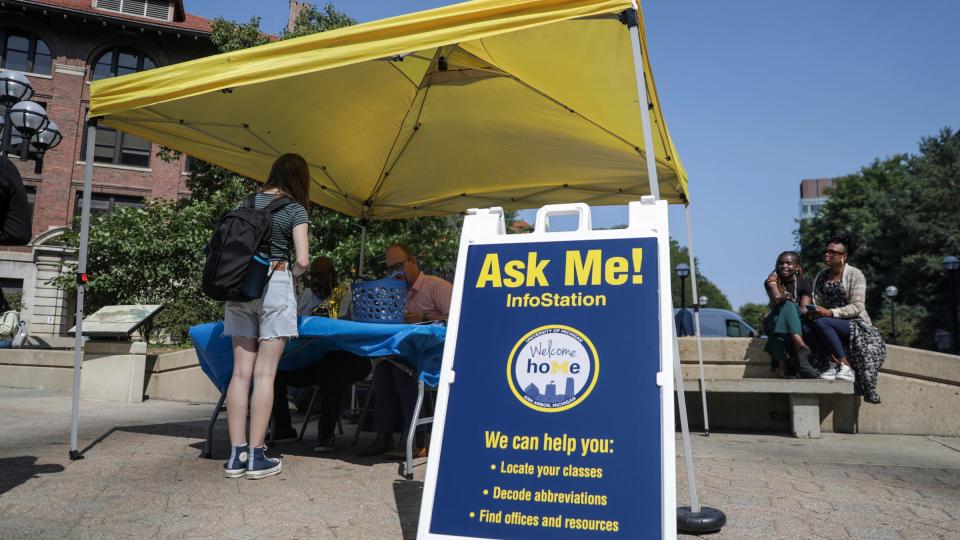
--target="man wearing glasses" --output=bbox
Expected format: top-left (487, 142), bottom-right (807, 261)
top-left (358, 243), bottom-right (452, 458)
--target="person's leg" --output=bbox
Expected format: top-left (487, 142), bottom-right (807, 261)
top-left (358, 361), bottom-right (396, 456)
top-left (811, 317), bottom-right (850, 366)
top-left (317, 352), bottom-right (371, 439)
top-left (392, 363), bottom-right (426, 449)
top-left (248, 337), bottom-right (286, 448)
top-left (271, 375), bottom-right (295, 438)
top-left (226, 337), bottom-right (257, 446)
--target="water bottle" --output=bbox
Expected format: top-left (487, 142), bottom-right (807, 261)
top-left (241, 252), bottom-right (271, 299)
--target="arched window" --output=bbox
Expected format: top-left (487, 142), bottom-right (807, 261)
top-left (0, 29), bottom-right (52, 75)
top-left (91, 47), bottom-right (156, 81)
top-left (84, 47), bottom-right (157, 168)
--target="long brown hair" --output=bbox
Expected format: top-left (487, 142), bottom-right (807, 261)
top-left (263, 153), bottom-right (310, 208)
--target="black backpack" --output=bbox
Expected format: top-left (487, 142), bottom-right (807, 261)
top-left (201, 194), bottom-right (292, 302)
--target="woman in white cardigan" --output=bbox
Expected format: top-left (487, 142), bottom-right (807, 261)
top-left (804, 234), bottom-right (886, 403)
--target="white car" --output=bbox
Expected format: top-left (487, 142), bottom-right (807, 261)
top-left (674, 308), bottom-right (757, 338)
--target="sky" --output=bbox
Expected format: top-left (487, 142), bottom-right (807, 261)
top-left (191, 0), bottom-right (960, 309)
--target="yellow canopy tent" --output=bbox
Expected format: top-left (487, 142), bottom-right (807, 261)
top-left (87, 0), bottom-right (688, 219)
top-left (71, 0), bottom-right (719, 524)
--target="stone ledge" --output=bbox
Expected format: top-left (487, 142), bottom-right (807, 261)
top-left (685, 378), bottom-right (854, 394)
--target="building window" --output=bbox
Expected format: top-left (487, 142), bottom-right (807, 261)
top-left (74, 193), bottom-right (144, 224)
top-left (0, 29), bottom-right (52, 75)
top-left (95, 0), bottom-right (173, 21)
top-left (0, 278), bottom-right (24, 312)
top-left (80, 124), bottom-right (153, 168)
top-left (91, 47), bottom-right (156, 81)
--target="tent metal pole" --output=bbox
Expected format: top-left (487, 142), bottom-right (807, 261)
top-left (685, 205), bottom-right (710, 436)
top-left (357, 220), bottom-right (368, 277)
top-left (671, 311), bottom-right (700, 512)
top-left (69, 118), bottom-right (97, 461)
top-left (627, 15), bottom-right (660, 200)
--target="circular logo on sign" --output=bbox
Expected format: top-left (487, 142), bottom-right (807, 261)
top-left (506, 325), bottom-right (599, 413)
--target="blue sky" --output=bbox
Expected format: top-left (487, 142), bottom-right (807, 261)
top-left (191, 1), bottom-right (960, 309)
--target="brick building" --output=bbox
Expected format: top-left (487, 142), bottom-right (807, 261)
top-left (1, 0), bottom-right (215, 337)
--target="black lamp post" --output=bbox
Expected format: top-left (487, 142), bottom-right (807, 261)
top-left (884, 285), bottom-right (898, 345)
top-left (943, 256), bottom-right (960, 353)
top-left (675, 263), bottom-right (690, 309)
top-left (0, 70), bottom-right (60, 172)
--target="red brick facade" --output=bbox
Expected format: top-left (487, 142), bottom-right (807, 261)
top-left (2, 0), bottom-right (216, 239)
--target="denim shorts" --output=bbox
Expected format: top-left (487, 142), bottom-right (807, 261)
top-left (223, 269), bottom-right (298, 341)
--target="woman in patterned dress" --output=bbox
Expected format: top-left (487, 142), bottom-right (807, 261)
top-left (804, 234), bottom-right (886, 403)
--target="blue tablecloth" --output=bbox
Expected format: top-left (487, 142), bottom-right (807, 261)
top-left (189, 317), bottom-right (446, 392)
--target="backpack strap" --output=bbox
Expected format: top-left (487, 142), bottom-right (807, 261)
top-left (242, 194), bottom-right (257, 208)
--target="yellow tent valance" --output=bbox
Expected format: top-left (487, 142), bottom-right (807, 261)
top-left (90, 0), bottom-right (688, 218)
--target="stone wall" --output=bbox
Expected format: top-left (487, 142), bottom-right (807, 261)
top-left (2, 338), bottom-right (958, 435)
top-left (677, 337), bottom-right (960, 437)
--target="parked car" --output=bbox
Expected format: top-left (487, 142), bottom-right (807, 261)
top-left (674, 307), bottom-right (758, 338)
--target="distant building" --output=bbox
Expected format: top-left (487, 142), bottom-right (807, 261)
top-left (0, 0), bottom-right (215, 337)
top-left (799, 178), bottom-right (840, 220)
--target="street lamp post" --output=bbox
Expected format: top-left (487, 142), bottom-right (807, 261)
top-left (0, 70), bottom-right (60, 171)
top-left (675, 263), bottom-right (690, 309)
top-left (884, 285), bottom-right (898, 345)
top-left (943, 256), bottom-right (960, 353)
top-left (698, 295), bottom-right (708, 308)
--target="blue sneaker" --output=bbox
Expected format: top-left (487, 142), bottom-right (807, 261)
top-left (223, 444), bottom-right (248, 478)
top-left (246, 446), bottom-right (281, 479)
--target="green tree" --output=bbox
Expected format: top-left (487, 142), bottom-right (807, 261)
top-left (797, 127), bottom-right (960, 350)
top-left (283, 2), bottom-right (356, 38)
top-left (738, 302), bottom-right (767, 333)
top-left (669, 238), bottom-right (731, 310)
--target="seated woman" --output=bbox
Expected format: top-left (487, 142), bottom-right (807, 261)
top-left (804, 234), bottom-right (885, 403)
top-left (763, 251), bottom-right (818, 378)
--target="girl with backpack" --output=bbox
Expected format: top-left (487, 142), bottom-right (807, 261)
top-left (223, 153), bottom-right (310, 479)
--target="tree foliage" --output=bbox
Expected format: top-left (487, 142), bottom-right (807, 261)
top-left (738, 302), bottom-right (767, 333)
top-left (797, 127), bottom-right (960, 349)
top-left (669, 238), bottom-right (731, 311)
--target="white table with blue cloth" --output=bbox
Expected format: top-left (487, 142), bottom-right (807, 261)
top-left (189, 316), bottom-right (446, 475)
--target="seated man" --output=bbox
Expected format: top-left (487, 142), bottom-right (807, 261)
top-left (358, 243), bottom-right (453, 459)
top-left (272, 257), bottom-right (371, 452)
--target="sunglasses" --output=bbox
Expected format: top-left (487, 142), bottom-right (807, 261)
top-left (824, 249), bottom-right (846, 256)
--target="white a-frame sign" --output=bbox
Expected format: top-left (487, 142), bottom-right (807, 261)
top-left (418, 199), bottom-right (677, 539)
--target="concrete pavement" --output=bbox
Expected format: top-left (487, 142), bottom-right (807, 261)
top-left (0, 388), bottom-right (958, 539)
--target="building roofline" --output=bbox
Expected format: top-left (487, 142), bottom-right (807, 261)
top-left (2, 0), bottom-right (213, 36)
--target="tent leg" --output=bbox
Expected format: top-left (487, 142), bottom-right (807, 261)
top-left (69, 119), bottom-right (97, 461)
top-left (627, 14), bottom-right (661, 200)
top-left (357, 220), bottom-right (368, 277)
top-left (684, 205), bottom-right (710, 436)
top-left (673, 307), bottom-right (726, 533)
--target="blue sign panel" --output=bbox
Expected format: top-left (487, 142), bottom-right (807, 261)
top-left (429, 237), bottom-right (662, 538)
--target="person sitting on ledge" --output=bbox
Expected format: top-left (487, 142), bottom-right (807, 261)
top-left (762, 251), bottom-right (818, 378)
top-left (803, 234), bottom-right (886, 403)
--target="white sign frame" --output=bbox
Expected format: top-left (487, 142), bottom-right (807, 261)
top-left (417, 199), bottom-right (677, 539)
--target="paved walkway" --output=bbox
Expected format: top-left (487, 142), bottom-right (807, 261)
top-left (0, 388), bottom-right (958, 539)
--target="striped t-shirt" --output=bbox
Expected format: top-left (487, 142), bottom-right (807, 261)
top-left (253, 192), bottom-right (309, 260)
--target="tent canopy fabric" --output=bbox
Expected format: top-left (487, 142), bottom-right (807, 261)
top-left (89, 0), bottom-right (688, 218)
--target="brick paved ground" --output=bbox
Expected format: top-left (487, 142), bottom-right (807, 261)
top-left (1, 388), bottom-right (958, 539)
